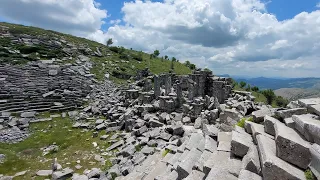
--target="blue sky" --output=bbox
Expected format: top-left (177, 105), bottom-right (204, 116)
top-left (0, 0), bottom-right (320, 78)
top-left (100, 0), bottom-right (320, 30)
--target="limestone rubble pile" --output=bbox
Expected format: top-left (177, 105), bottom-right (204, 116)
top-left (55, 70), bottom-right (320, 180)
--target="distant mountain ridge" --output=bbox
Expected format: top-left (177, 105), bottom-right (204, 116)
top-left (234, 77), bottom-right (320, 90)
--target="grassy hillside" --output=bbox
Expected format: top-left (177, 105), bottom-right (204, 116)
top-left (0, 22), bottom-right (192, 84)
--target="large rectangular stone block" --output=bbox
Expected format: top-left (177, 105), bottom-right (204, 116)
top-left (238, 169), bottom-right (262, 180)
top-left (310, 143), bottom-right (320, 179)
top-left (242, 145), bottom-right (261, 175)
top-left (264, 115), bottom-right (279, 136)
top-left (177, 148), bottom-right (202, 179)
top-left (310, 104), bottom-right (320, 116)
top-left (256, 134), bottom-right (306, 180)
top-left (275, 108), bottom-right (307, 119)
top-left (231, 131), bottom-right (254, 157)
top-left (292, 114), bottom-right (320, 144)
top-left (274, 122), bottom-right (311, 169)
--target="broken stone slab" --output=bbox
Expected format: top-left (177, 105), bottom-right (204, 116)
top-left (49, 69), bottom-right (58, 76)
top-left (250, 121), bottom-right (274, 143)
top-left (204, 135), bottom-right (217, 153)
top-left (194, 117), bottom-right (202, 129)
top-left (36, 170), bottom-right (53, 176)
top-left (218, 132), bottom-right (232, 142)
top-left (310, 143), bottom-right (320, 179)
top-left (149, 119), bottom-right (164, 128)
top-left (141, 146), bottom-right (155, 155)
top-left (202, 124), bottom-right (219, 138)
top-left (184, 170), bottom-right (205, 180)
top-left (264, 115), bottom-right (280, 136)
top-left (176, 148), bottom-right (202, 179)
top-left (275, 108), bottom-right (307, 120)
top-left (310, 104), bottom-right (320, 116)
top-left (298, 98), bottom-right (320, 109)
top-left (256, 134), bottom-right (306, 180)
top-left (52, 168), bottom-right (73, 180)
top-left (238, 169), bottom-right (262, 180)
top-left (275, 122), bottom-right (311, 169)
top-left (284, 117), bottom-right (295, 129)
top-left (292, 114), bottom-right (320, 144)
top-left (242, 145), bottom-right (261, 175)
top-left (205, 167), bottom-right (237, 180)
top-left (185, 133), bottom-right (204, 151)
top-left (217, 141), bottom-right (231, 152)
top-left (231, 130), bottom-right (254, 157)
top-left (42, 90), bottom-right (55, 98)
top-left (106, 140), bottom-right (124, 151)
top-left (20, 111), bottom-right (36, 118)
top-left (252, 107), bottom-right (272, 123)
top-left (194, 150), bottom-right (212, 172)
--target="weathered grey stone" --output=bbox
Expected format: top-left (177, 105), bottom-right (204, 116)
top-left (185, 133), bottom-right (204, 151)
top-left (106, 140), bottom-right (124, 151)
top-left (310, 104), bottom-right (320, 116)
top-left (284, 117), bottom-right (295, 128)
top-left (182, 116), bottom-right (191, 124)
top-left (256, 134), bottom-right (305, 180)
top-left (194, 150), bottom-right (212, 172)
top-left (49, 69), bottom-right (58, 76)
top-left (242, 145), bottom-right (261, 175)
top-left (252, 107), bottom-right (272, 123)
top-left (231, 130), bottom-right (254, 157)
top-left (149, 119), bottom-right (164, 128)
top-left (275, 108), bottom-right (307, 119)
top-left (250, 121), bottom-right (274, 143)
top-left (274, 122), bottom-right (311, 169)
top-left (52, 168), bottom-right (73, 180)
top-left (202, 124), bottom-right (219, 138)
top-left (205, 167), bottom-right (237, 180)
top-left (217, 141), bottom-right (231, 152)
top-left (298, 98), bottom-right (320, 108)
top-left (177, 148), bottom-right (202, 179)
top-left (141, 146), bottom-right (155, 155)
top-left (292, 114), bottom-right (320, 144)
top-left (36, 170), bottom-right (52, 176)
top-left (20, 111), bottom-right (36, 118)
top-left (264, 115), bottom-right (279, 136)
top-left (172, 124), bottom-right (184, 136)
top-left (204, 135), bottom-right (217, 153)
top-left (87, 168), bottom-right (101, 178)
top-left (184, 170), bottom-right (205, 180)
top-left (310, 143), bottom-right (320, 179)
top-left (194, 117), bottom-right (202, 129)
top-left (218, 132), bottom-right (232, 142)
top-left (238, 169), bottom-right (262, 180)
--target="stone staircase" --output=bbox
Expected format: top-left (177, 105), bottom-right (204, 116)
top-left (115, 107), bottom-right (320, 179)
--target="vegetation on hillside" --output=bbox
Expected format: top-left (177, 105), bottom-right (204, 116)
top-left (233, 80), bottom-right (289, 107)
top-left (0, 22), bottom-right (192, 84)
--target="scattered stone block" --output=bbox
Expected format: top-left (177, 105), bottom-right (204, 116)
top-left (292, 114), bottom-right (320, 144)
top-left (310, 143), bottom-right (320, 179)
top-left (256, 134), bottom-right (305, 180)
top-left (252, 107), bottom-right (272, 123)
top-left (242, 145), bottom-right (261, 175)
top-left (264, 115), bottom-right (279, 136)
top-left (284, 117), bottom-right (295, 128)
top-left (275, 122), bottom-right (311, 169)
top-left (238, 169), bottom-right (262, 180)
top-left (177, 148), bottom-right (202, 179)
top-left (310, 104), bottom-right (320, 116)
top-left (52, 168), bottom-right (73, 180)
top-left (231, 130), bottom-right (254, 157)
top-left (184, 170), bottom-right (205, 180)
top-left (275, 108), bottom-right (307, 119)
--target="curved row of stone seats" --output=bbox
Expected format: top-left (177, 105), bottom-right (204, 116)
top-left (0, 63), bottom-right (93, 114)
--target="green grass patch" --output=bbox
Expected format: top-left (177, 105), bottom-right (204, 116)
top-left (0, 115), bottom-right (114, 179)
top-left (236, 117), bottom-right (253, 128)
top-left (305, 169), bottom-right (316, 180)
top-left (135, 144), bottom-right (142, 152)
top-left (162, 149), bottom-right (172, 157)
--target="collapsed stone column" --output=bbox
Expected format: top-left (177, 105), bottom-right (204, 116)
top-left (177, 83), bottom-right (182, 106)
top-left (154, 75), bottom-right (160, 98)
top-left (165, 75), bottom-right (172, 96)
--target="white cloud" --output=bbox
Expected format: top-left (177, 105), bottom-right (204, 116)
top-left (1, 0), bottom-right (319, 78)
top-left (103, 0), bottom-right (320, 77)
top-left (0, 0), bottom-right (107, 37)
top-left (316, 2), bottom-right (320, 8)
